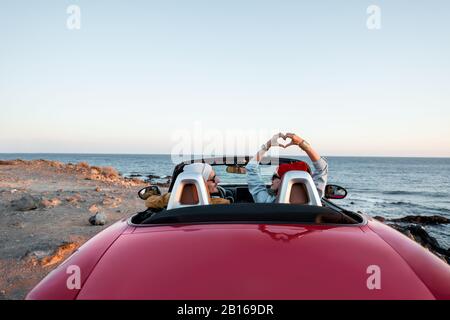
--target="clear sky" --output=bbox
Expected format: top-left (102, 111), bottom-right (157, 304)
top-left (1, 0), bottom-right (449, 157)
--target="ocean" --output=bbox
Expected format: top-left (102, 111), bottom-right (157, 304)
top-left (1, 153), bottom-right (449, 248)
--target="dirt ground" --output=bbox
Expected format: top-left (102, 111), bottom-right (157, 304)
top-left (0, 160), bottom-right (154, 300)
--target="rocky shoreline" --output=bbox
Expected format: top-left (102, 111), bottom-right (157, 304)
top-left (373, 215), bottom-right (450, 263)
top-left (0, 159), bottom-right (448, 299)
top-left (0, 159), bottom-right (152, 300)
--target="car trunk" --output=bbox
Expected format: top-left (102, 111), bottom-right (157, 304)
top-left (77, 223), bottom-right (434, 299)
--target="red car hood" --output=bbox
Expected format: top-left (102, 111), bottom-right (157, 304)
top-left (77, 223), bottom-right (435, 299)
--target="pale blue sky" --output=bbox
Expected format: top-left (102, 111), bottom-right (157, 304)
top-left (1, 0), bottom-right (449, 156)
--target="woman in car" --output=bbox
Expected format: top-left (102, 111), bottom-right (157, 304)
top-left (145, 163), bottom-right (230, 210)
top-left (246, 132), bottom-right (328, 203)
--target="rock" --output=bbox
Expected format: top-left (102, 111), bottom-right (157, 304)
top-left (390, 215), bottom-right (450, 225)
top-left (66, 194), bottom-right (82, 204)
top-left (390, 225), bottom-right (415, 241)
top-left (0, 160), bottom-right (16, 165)
top-left (374, 214), bottom-right (450, 264)
top-left (23, 249), bottom-right (53, 266)
top-left (40, 197), bottom-right (61, 208)
top-left (76, 162), bottom-right (90, 170)
top-left (41, 242), bottom-right (78, 267)
top-left (407, 225), bottom-right (442, 249)
top-left (48, 161), bottom-right (64, 168)
top-left (89, 212), bottom-right (107, 226)
top-left (145, 174), bottom-right (161, 183)
top-left (90, 166), bottom-right (101, 174)
top-left (95, 187), bottom-right (102, 192)
top-left (100, 167), bottom-right (120, 179)
top-left (389, 223), bottom-right (450, 264)
top-left (88, 204), bottom-right (100, 214)
top-left (11, 194), bottom-right (41, 211)
top-left (23, 242), bottom-right (79, 267)
top-left (102, 196), bottom-right (122, 208)
top-left (126, 177), bottom-right (144, 184)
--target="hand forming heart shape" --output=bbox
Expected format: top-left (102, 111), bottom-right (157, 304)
top-left (268, 132), bottom-right (298, 149)
top-left (276, 136), bottom-right (293, 148)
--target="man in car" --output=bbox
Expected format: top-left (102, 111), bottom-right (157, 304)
top-left (246, 132), bottom-right (328, 203)
top-left (145, 163), bottom-right (230, 210)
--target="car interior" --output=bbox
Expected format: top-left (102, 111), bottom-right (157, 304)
top-left (168, 169), bottom-right (322, 208)
top-left (131, 157), bottom-right (363, 226)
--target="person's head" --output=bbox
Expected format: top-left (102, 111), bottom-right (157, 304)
top-left (205, 168), bottom-right (220, 194)
top-left (270, 161), bottom-right (311, 194)
top-left (183, 163), bottom-right (220, 194)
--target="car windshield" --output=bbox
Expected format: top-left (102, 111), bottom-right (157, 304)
top-left (213, 164), bottom-right (278, 184)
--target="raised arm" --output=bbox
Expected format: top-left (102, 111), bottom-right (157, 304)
top-left (246, 133), bottom-right (283, 203)
top-left (285, 133), bottom-right (328, 198)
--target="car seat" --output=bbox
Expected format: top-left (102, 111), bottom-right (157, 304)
top-left (167, 172), bottom-right (211, 210)
top-left (276, 171), bottom-right (322, 206)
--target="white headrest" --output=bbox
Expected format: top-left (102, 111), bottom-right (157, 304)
top-left (183, 163), bottom-right (213, 181)
top-left (277, 170), bottom-right (322, 206)
top-left (167, 172), bottom-right (210, 210)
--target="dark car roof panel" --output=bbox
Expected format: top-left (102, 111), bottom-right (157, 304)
top-left (134, 203), bottom-right (362, 226)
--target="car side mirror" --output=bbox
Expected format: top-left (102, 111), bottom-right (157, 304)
top-left (325, 184), bottom-right (347, 199)
top-left (138, 186), bottom-right (162, 200)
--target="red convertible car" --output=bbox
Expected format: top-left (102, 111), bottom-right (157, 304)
top-left (27, 157), bottom-right (450, 299)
